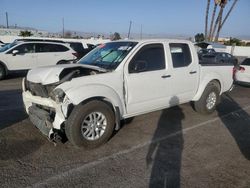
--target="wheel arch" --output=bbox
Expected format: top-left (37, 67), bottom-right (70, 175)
top-left (65, 85), bottom-right (125, 130)
top-left (192, 78), bottom-right (222, 101)
top-left (0, 61), bottom-right (8, 75)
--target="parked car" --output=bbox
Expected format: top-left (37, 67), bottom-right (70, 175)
top-left (68, 42), bottom-right (96, 59)
top-left (234, 58), bottom-right (250, 86)
top-left (198, 48), bottom-right (216, 60)
top-left (200, 52), bottom-right (237, 65)
top-left (22, 39), bottom-right (234, 148)
top-left (0, 40), bottom-right (78, 80)
top-left (16, 39), bottom-right (96, 60)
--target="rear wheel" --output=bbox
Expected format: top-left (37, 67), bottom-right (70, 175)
top-left (65, 100), bottom-right (115, 148)
top-left (0, 64), bottom-right (6, 80)
top-left (194, 82), bottom-right (220, 114)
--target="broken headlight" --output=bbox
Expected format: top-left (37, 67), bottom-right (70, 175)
top-left (50, 88), bottom-right (65, 103)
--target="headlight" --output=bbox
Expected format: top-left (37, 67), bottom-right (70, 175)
top-left (50, 88), bottom-right (65, 103)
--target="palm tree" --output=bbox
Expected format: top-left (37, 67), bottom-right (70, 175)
top-left (210, 0), bottom-right (227, 41)
top-left (215, 0), bottom-right (239, 41)
top-left (208, 1), bottom-right (219, 41)
top-left (205, 0), bottom-right (211, 41)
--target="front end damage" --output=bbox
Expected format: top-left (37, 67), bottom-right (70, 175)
top-left (22, 78), bottom-right (71, 142)
top-left (22, 65), bottom-right (106, 142)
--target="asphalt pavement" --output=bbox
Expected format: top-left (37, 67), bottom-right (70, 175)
top-left (1, 75), bottom-right (250, 188)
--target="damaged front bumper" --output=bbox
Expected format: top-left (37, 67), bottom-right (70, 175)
top-left (22, 79), bottom-right (71, 140)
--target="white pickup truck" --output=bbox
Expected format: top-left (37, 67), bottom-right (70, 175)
top-left (22, 39), bottom-right (234, 148)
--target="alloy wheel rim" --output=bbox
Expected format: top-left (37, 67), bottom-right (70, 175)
top-left (81, 112), bottom-right (107, 141)
top-left (206, 92), bottom-right (217, 110)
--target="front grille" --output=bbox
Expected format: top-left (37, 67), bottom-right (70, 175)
top-left (26, 80), bottom-right (49, 97)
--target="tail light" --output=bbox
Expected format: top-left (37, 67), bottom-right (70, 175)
top-left (72, 52), bottom-right (79, 59)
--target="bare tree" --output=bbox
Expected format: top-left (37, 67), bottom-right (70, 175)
top-left (205, 0), bottom-right (211, 41)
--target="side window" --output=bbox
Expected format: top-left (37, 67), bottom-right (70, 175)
top-left (55, 44), bottom-right (69, 52)
top-left (129, 44), bottom-right (165, 73)
top-left (36, 43), bottom-right (69, 53)
top-left (11, 43), bottom-right (35, 54)
top-left (169, 43), bottom-right (192, 68)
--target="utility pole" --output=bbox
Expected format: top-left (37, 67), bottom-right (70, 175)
top-left (62, 17), bottom-right (64, 38)
top-left (6, 12), bottom-right (9, 28)
top-left (140, 24), bottom-right (142, 39)
top-left (127, 21), bottom-right (132, 39)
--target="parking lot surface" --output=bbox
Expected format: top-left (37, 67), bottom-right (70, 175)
top-left (1, 75), bottom-right (250, 188)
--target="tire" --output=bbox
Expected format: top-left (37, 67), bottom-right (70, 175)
top-left (0, 64), bottom-right (6, 80)
top-left (65, 100), bottom-right (115, 148)
top-left (194, 82), bottom-right (220, 115)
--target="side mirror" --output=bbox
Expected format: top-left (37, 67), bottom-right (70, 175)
top-left (130, 60), bottom-right (147, 73)
top-left (12, 50), bottom-right (19, 56)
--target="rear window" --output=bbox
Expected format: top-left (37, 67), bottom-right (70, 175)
top-left (170, 43), bottom-right (192, 68)
top-left (69, 42), bottom-right (84, 52)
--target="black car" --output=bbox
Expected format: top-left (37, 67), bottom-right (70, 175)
top-left (199, 52), bottom-right (237, 65)
top-left (198, 48), bottom-right (216, 60)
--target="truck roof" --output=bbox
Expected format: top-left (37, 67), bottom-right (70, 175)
top-left (107, 39), bottom-right (193, 45)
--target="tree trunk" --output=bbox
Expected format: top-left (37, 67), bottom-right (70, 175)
top-left (220, 0), bottom-right (239, 29)
top-left (208, 3), bottom-right (218, 41)
top-left (214, 0), bottom-right (238, 42)
top-left (214, 8), bottom-right (224, 42)
top-left (205, 0), bottom-right (211, 41)
top-left (211, 6), bottom-right (223, 41)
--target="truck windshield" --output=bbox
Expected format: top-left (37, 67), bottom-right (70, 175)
top-left (0, 42), bottom-right (18, 53)
top-left (78, 41), bottom-right (137, 70)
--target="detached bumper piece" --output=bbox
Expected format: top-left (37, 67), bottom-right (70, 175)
top-left (28, 105), bottom-right (53, 137)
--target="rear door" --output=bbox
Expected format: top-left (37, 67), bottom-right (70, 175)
top-left (5, 43), bottom-right (37, 70)
top-left (167, 43), bottom-right (199, 103)
top-left (35, 43), bottom-right (71, 66)
top-left (124, 43), bottom-right (173, 115)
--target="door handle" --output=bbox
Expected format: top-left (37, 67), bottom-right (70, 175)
top-left (189, 71), bottom-right (197, 74)
top-left (161, 75), bottom-right (171, 78)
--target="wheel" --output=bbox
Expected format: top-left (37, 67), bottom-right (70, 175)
top-left (194, 82), bottom-right (220, 114)
top-left (65, 100), bottom-right (115, 148)
top-left (0, 64), bottom-right (6, 80)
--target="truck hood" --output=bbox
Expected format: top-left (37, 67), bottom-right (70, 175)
top-left (26, 64), bottom-right (107, 85)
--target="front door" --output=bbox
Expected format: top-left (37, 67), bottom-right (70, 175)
top-left (124, 43), bottom-right (173, 115)
top-left (6, 43), bottom-right (37, 70)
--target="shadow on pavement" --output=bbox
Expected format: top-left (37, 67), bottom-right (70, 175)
top-left (0, 89), bottom-right (27, 130)
top-left (217, 94), bottom-right (250, 160)
top-left (147, 96), bottom-right (184, 188)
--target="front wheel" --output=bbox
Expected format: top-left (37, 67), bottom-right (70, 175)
top-left (65, 100), bottom-right (115, 148)
top-left (194, 82), bottom-right (220, 114)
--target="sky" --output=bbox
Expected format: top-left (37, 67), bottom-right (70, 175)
top-left (0, 0), bottom-right (250, 38)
